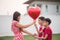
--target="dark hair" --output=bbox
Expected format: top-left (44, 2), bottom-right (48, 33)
top-left (13, 11), bottom-right (21, 22)
top-left (44, 18), bottom-right (51, 25)
top-left (39, 16), bottom-right (45, 21)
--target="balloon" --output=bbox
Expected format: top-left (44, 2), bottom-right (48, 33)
top-left (28, 6), bottom-right (41, 20)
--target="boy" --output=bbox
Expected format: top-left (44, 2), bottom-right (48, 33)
top-left (36, 18), bottom-right (52, 40)
top-left (34, 16), bottom-right (45, 40)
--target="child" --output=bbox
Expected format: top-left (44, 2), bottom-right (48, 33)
top-left (36, 18), bottom-right (52, 40)
top-left (34, 16), bottom-right (45, 40)
top-left (11, 11), bottom-right (36, 40)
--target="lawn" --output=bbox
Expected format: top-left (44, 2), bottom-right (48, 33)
top-left (0, 34), bottom-right (60, 40)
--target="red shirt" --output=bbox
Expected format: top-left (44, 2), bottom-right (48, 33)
top-left (38, 26), bottom-right (44, 37)
top-left (43, 27), bottom-right (52, 40)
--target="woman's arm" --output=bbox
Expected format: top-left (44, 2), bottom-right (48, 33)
top-left (21, 29), bottom-right (35, 37)
top-left (16, 20), bottom-right (36, 28)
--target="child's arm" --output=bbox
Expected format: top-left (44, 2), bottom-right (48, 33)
top-left (39, 27), bottom-right (44, 34)
top-left (34, 23), bottom-right (39, 34)
top-left (42, 34), bottom-right (48, 40)
top-left (34, 23), bottom-right (43, 34)
top-left (16, 20), bottom-right (36, 28)
top-left (39, 30), bottom-right (43, 34)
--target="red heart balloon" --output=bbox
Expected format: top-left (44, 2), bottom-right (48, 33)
top-left (28, 6), bottom-right (41, 20)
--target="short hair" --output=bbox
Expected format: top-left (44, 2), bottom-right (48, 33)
top-left (13, 11), bottom-right (21, 22)
top-left (39, 16), bottom-right (45, 21)
top-left (44, 18), bottom-right (51, 25)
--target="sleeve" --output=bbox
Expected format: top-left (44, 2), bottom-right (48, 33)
top-left (14, 21), bottom-right (18, 26)
top-left (45, 29), bottom-right (50, 35)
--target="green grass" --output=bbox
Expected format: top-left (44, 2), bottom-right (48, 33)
top-left (52, 34), bottom-right (60, 40)
top-left (0, 34), bottom-right (60, 40)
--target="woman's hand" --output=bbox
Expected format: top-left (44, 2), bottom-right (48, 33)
top-left (33, 20), bottom-right (36, 24)
top-left (32, 33), bottom-right (38, 38)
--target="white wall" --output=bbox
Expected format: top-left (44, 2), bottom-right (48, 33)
top-left (0, 0), bottom-right (28, 15)
top-left (0, 16), bottom-right (13, 36)
top-left (0, 15), bottom-right (60, 37)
